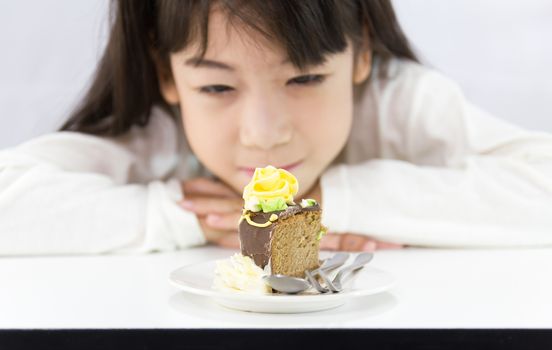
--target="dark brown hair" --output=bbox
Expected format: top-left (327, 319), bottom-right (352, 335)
top-left (61, 0), bottom-right (417, 136)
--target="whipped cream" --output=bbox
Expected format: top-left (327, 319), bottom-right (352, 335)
top-left (212, 253), bottom-right (272, 294)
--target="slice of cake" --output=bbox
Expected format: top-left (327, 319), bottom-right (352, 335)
top-left (238, 166), bottom-right (326, 278)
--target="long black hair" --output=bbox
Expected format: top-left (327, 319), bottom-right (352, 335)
top-left (61, 0), bottom-right (417, 137)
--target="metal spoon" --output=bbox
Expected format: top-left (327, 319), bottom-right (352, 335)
top-left (263, 252), bottom-right (350, 294)
top-left (315, 252), bottom-right (350, 273)
top-left (262, 274), bottom-right (310, 294)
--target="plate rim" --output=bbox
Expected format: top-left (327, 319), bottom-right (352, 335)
top-left (169, 258), bottom-right (396, 302)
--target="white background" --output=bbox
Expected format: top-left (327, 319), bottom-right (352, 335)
top-left (1, 0), bottom-right (551, 149)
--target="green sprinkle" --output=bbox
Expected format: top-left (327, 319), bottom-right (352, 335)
top-left (317, 226), bottom-right (328, 240)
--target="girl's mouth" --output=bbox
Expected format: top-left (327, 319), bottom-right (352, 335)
top-left (238, 160), bottom-right (303, 177)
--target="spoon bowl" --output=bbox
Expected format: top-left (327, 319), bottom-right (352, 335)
top-left (262, 275), bottom-right (311, 294)
top-left (316, 252), bottom-right (350, 272)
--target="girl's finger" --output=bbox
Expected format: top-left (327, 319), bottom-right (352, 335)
top-left (216, 232), bottom-right (240, 249)
top-left (198, 216), bottom-right (240, 248)
top-left (319, 233), bottom-right (341, 251)
top-left (374, 240), bottom-right (404, 250)
top-left (182, 178), bottom-right (239, 198)
top-left (339, 233), bottom-right (369, 252)
top-left (179, 197), bottom-right (243, 214)
top-left (362, 240), bottom-right (377, 252)
top-left (206, 212), bottom-right (242, 231)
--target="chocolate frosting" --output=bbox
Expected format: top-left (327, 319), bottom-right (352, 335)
top-left (238, 203), bottom-right (321, 268)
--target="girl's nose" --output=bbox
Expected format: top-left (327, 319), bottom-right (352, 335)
top-left (239, 95), bottom-right (293, 150)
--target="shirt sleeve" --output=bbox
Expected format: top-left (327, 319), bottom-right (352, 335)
top-left (0, 109), bottom-right (206, 255)
top-left (321, 62), bottom-right (552, 248)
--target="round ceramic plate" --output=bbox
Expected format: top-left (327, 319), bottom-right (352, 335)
top-left (169, 254), bottom-right (396, 313)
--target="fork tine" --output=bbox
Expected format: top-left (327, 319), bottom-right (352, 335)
top-left (317, 269), bottom-right (342, 293)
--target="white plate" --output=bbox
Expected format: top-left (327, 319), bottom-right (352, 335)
top-left (169, 253), bottom-right (396, 313)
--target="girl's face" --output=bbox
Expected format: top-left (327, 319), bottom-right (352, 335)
top-left (160, 10), bottom-right (371, 197)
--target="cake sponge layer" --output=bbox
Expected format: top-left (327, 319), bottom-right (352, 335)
top-left (270, 210), bottom-right (321, 277)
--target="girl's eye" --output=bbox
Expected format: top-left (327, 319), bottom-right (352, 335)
top-left (199, 85), bottom-right (234, 95)
top-left (287, 74), bottom-right (326, 86)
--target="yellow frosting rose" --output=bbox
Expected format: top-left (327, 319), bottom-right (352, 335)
top-left (243, 166), bottom-right (298, 209)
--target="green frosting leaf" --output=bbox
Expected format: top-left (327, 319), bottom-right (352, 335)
top-left (301, 198), bottom-right (317, 208)
top-left (260, 197), bottom-right (288, 213)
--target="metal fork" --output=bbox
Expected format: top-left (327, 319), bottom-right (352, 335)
top-left (305, 269), bottom-right (328, 293)
top-left (323, 252), bottom-right (374, 293)
top-left (305, 252), bottom-right (350, 293)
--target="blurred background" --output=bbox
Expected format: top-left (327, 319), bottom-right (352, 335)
top-left (0, 0), bottom-right (551, 149)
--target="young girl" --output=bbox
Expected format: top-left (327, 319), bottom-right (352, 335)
top-left (0, 0), bottom-right (551, 256)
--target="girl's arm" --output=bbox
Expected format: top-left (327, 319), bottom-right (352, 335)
top-left (321, 62), bottom-right (552, 248)
top-left (0, 109), bottom-right (205, 255)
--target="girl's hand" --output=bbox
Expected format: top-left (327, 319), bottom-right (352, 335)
top-left (179, 177), bottom-right (405, 252)
top-left (304, 180), bottom-right (405, 252)
top-left (180, 178), bottom-right (242, 249)
top-left (319, 232), bottom-right (405, 252)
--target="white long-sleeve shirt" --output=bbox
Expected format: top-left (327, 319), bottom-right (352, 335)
top-left (1, 59), bottom-right (551, 255)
